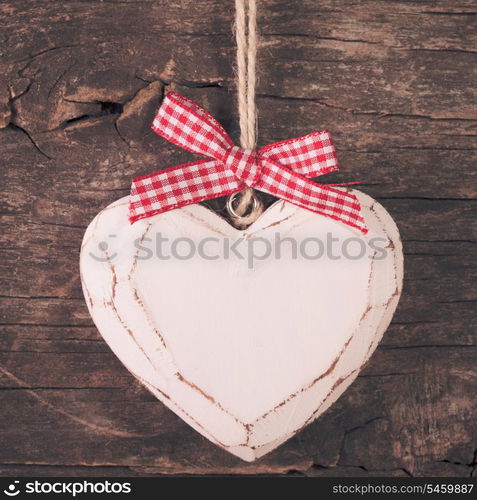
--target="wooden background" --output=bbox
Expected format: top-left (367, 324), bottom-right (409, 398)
top-left (1, 0), bottom-right (476, 477)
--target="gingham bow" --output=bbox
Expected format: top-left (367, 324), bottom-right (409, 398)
top-left (129, 92), bottom-right (367, 233)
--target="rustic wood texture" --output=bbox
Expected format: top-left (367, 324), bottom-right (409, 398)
top-left (0, 0), bottom-right (475, 477)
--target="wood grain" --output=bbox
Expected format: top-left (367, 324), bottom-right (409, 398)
top-left (0, 0), bottom-right (475, 477)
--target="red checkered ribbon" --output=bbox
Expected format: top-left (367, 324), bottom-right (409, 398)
top-left (129, 92), bottom-right (367, 233)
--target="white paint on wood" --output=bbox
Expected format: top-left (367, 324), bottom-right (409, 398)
top-left (80, 190), bottom-right (403, 461)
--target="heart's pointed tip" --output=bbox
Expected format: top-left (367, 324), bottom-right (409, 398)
top-left (226, 446), bottom-right (259, 463)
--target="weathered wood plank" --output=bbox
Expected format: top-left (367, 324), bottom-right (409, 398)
top-left (0, 348), bottom-right (475, 475)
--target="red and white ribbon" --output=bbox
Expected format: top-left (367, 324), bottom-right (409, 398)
top-left (129, 92), bottom-right (367, 233)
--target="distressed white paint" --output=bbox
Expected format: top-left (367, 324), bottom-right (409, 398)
top-left (80, 190), bottom-right (403, 461)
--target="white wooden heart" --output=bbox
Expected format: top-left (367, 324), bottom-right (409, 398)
top-left (80, 189), bottom-right (403, 461)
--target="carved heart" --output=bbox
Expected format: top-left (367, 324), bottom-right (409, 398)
top-left (80, 190), bottom-right (403, 461)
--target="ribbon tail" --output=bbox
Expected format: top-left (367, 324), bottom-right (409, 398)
top-left (151, 92), bottom-right (234, 159)
top-left (129, 159), bottom-right (243, 223)
top-left (255, 159), bottom-right (368, 234)
top-left (259, 130), bottom-right (339, 178)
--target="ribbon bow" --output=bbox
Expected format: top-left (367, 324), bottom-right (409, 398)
top-left (129, 92), bottom-right (367, 233)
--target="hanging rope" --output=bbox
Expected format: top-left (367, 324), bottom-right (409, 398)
top-left (228, 0), bottom-right (263, 227)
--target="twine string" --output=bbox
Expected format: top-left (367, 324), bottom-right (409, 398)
top-left (229, 0), bottom-right (263, 226)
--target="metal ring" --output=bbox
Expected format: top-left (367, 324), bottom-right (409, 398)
top-left (226, 191), bottom-right (260, 219)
